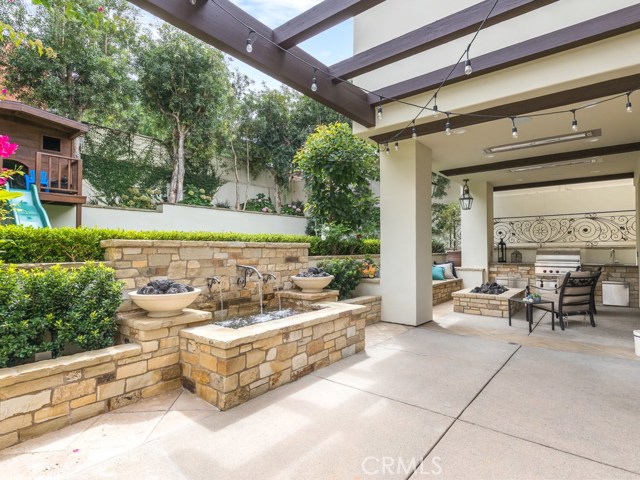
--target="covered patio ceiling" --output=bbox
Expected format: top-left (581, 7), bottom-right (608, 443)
top-left (129, 0), bottom-right (640, 189)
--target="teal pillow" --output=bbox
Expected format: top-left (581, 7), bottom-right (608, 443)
top-left (432, 266), bottom-right (445, 281)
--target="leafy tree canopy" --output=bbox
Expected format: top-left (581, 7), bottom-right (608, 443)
top-left (294, 122), bottom-right (379, 231)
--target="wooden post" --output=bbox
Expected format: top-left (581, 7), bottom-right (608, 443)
top-left (75, 204), bottom-right (82, 228)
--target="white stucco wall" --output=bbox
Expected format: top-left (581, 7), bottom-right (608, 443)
top-left (45, 204), bottom-right (307, 234)
top-left (494, 180), bottom-right (635, 218)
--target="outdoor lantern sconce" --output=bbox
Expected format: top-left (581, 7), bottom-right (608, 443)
top-left (498, 235), bottom-right (507, 263)
top-left (459, 179), bottom-right (473, 210)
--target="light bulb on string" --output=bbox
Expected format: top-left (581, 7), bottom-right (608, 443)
top-left (432, 93), bottom-right (440, 118)
top-left (394, 142), bottom-right (399, 151)
top-left (464, 47), bottom-right (472, 75)
top-left (245, 30), bottom-right (254, 53)
top-left (626, 92), bottom-right (633, 113)
top-left (571, 110), bottom-right (578, 132)
top-left (445, 114), bottom-right (451, 136)
top-left (311, 69), bottom-right (318, 92)
top-left (511, 117), bottom-right (519, 139)
top-left (411, 121), bottom-right (417, 139)
top-left (385, 143), bottom-right (390, 155)
top-left (377, 104), bottom-right (383, 120)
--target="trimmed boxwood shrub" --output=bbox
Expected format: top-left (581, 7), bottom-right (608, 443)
top-left (0, 263), bottom-right (124, 368)
top-left (0, 226), bottom-right (381, 263)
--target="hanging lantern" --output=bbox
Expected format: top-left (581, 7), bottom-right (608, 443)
top-left (511, 249), bottom-right (522, 263)
top-left (459, 179), bottom-right (473, 210)
top-left (498, 236), bottom-right (507, 263)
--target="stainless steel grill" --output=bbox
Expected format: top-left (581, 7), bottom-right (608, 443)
top-left (534, 249), bottom-right (581, 287)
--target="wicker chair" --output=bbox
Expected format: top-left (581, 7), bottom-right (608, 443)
top-left (529, 270), bottom-right (601, 331)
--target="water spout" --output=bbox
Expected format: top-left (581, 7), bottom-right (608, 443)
top-left (610, 248), bottom-right (616, 265)
top-left (262, 273), bottom-right (276, 284)
top-left (236, 265), bottom-right (263, 288)
top-left (206, 276), bottom-right (221, 291)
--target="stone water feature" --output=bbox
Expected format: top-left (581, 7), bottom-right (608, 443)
top-left (105, 239), bottom-right (368, 411)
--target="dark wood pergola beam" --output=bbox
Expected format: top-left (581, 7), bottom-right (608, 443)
top-left (273, 0), bottom-right (384, 49)
top-left (493, 173), bottom-right (634, 192)
top-left (330, 0), bottom-right (557, 82)
top-left (370, 4), bottom-right (640, 104)
top-left (128, 0), bottom-right (375, 127)
top-left (370, 73), bottom-right (640, 144)
top-left (440, 143), bottom-right (640, 177)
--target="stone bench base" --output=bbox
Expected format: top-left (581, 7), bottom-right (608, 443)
top-left (433, 278), bottom-right (463, 305)
top-left (452, 288), bottom-right (525, 318)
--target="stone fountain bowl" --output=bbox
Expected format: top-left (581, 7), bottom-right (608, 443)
top-left (291, 275), bottom-right (334, 293)
top-left (128, 288), bottom-right (201, 318)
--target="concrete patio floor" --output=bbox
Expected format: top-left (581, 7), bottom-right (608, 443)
top-left (1, 306), bottom-right (639, 479)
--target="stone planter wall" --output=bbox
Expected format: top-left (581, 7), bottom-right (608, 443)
top-left (179, 302), bottom-right (367, 411)
top-left (102, 240), bottom-right (309, 315)
top-left (433, 279), bottom-right (463, 305)
top-left (0, 309), bottom-right (210, 450)
top-left (452, 288), bottom-right (525, 318)
top-left (340, 295), bottom-right (382, 325)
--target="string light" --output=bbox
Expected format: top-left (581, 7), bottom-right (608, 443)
top-left (208, 0), bottom-right (638, 148)
top-left (394, 141), bottom-right (399, 151)
top-left (445, 114), bottom-right (451, 135)
top-left (385, 143), bottom-right (390, 155)
top-left (245, 30), bottom-right (254, 53)
top-left (464, 47), bottom-right (473, 75)
top-left (571, 109), bottom-right (578, 132)
top-left (432, 93), bottom-right (440, 118)
top-left (377, 103), bottom-right (383, 120)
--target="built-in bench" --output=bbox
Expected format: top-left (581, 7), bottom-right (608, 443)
top-left (433, 278), bottom-right (463, 305)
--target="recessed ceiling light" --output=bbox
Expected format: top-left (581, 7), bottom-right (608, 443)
top-left (484, 129), bottom-right (601, 154)
top-left (586, 137), bottom-right (600, 143)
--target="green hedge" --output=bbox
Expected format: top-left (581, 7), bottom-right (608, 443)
top-left (0, 226), bottom-right (381, 263)
top-left (0, 263), bottom-right (124, 368)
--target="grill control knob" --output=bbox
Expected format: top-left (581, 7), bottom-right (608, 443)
top-left (555, 270), bottom-right (560, 274)
top-left (543, 269), bottom-right (547, 273)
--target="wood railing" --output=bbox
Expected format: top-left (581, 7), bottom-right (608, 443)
top-left (35, 152), bottom-right (83, 197)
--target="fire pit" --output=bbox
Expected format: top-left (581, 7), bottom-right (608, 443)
top-left (470, 282), bottom-right (509, 295)
top-left (452, 284), bottom-right (524, 318)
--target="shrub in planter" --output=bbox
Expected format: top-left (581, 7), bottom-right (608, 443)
top-left (318, 258), bottom-right (362, 300)
top-left (0, 263), bottom-right (124, 368)
top-left (242, 193), bottom-right (275, 213)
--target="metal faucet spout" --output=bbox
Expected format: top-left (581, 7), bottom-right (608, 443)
top-left (237, 265), bottom-right (263, 288)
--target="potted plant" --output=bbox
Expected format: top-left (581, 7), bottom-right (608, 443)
top-left (128, 280), bottom-right (201, 317)
top-left (291, 267), bottom-right (334, 293)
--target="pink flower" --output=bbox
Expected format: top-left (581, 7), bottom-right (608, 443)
top-left (0, 178), bottom-right (7, 186)
top-left (261, 207), bottom-right (268, 212)
top-left (1, 89), bottom-right (6, 95)
top-left (0, 135), bottom-right (18, 158)
top-left (98, 6), bottom-right (103, 12)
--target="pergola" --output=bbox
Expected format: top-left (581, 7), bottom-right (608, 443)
top-left (130, 0), bottom-right (640, 323)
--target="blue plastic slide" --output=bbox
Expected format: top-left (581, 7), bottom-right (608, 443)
top-left (5, 184), bottom-right (52, 228)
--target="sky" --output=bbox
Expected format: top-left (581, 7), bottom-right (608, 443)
top-left (138, 0), bottom-right (353, 90)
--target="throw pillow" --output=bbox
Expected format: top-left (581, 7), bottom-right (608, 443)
top-left (434, 262), bottom-right (455, 279)
top-left (432, 265), bottom-right (445, 281)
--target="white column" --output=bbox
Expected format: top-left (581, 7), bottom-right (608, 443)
top-left (461, 180), bottom-right (494, 281)
top-left (635, 163), bottom-right (640, 307)
top-left (380, 141), bottom-right (432, 326)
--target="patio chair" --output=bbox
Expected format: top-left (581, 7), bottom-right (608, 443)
top-left (529, 271), bottom-right (601, 330)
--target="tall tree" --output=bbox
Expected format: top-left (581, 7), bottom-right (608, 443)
top-left (137, 24), bottom-right (230, 203)
top-left (0, 0), bottom-right (139, 123)
top-left (294, 122), bottom-right (379, 231)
